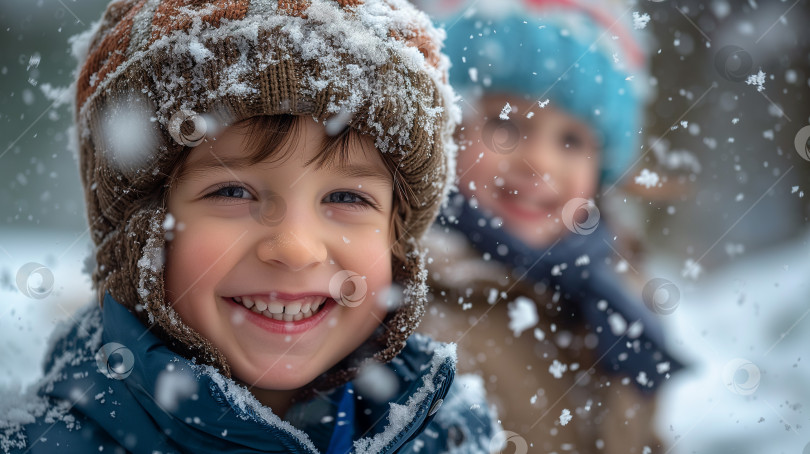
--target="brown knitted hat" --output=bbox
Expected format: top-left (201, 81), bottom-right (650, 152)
top-left (75, 0), bottom-right (458, 389)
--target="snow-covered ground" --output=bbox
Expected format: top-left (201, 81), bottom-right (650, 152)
top-left (2, 227), bottom-right (809, 452)
top-left (650, 229), bottom-right (810, 453)
top-left (0, 228), bottom-right (94, 388)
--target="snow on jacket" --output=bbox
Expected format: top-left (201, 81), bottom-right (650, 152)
top-left (0, 293), bottom-right (497, 453)
top-left (418, 227), bottom-right (663, 454)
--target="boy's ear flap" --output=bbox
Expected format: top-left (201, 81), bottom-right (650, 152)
top-left (388, 171), bottom-right (414, 274)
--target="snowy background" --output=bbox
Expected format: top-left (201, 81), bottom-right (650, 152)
top-left (1, 0), bottom-right (809, 452)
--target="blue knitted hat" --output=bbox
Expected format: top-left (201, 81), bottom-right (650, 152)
top-left (440, 1), bottom-right (646, 183)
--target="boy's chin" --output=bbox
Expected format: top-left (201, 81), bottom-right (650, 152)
top-left (235, 367), bottom-right (321, 392)
top-left (232, 350), bottom-right (350, 392)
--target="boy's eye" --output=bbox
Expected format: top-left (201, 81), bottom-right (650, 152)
top-left (205, 184), bottom-right (254, 200)
top-left (323, 191), bottom-right (370, 206)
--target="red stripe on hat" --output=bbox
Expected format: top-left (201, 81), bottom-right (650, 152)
top-left (150, 0), bottom-right (251, 44)
top-left (76, 0), bottom-right (149, 111)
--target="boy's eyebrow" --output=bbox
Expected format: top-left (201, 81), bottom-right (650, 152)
top-left (327, 164), bottom-right (392, 186)
top-left (178, 155), bottom-right (253, 178)
top-left (181, 153), bottom-right (391, 185)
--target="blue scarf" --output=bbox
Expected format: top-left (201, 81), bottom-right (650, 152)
top-left (440, 193), bottom-right (683, 392)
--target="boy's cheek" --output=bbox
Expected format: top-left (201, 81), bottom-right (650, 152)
top-left (165, 221), bottom-right (241, 285)
top-left (334, 230), bottom-right (393, 284)
top-left (338, 227), bottom-right (389, 252)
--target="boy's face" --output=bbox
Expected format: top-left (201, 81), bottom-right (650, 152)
top-left (458, 95), bottom-right (601, 247)
top-left (165, 117), bottom-right (393, 391)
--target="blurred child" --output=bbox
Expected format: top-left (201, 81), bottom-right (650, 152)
top-left (417, 1), bottom-right (683, 452)
top-left (0, 1), bottom-right (497, 452)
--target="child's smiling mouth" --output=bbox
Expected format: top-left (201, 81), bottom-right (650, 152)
top-left (227, 293), bottom-right (329, 322)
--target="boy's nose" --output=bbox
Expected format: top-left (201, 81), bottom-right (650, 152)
top-left (255, 222), bottom-right (328, 272)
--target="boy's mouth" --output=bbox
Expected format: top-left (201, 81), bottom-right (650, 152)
top-left (228, 294), bottom-right (328, 322)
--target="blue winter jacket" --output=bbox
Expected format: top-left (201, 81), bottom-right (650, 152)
top-left (1, 294), bottom-right (496, 453)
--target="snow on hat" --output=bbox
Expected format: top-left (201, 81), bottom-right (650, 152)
top-left (438, 0), bottom-right (646, 182)
top-left (74, 0), bottom-right (459, 389)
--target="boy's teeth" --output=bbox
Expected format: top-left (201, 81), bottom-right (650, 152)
top-left (268, 301), bottom-right (284, 314)
top-left (235, 296), bottom-right (329, 322)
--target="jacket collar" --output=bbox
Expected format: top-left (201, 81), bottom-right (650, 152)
top-left (42, 294), bottom-right (454, 453)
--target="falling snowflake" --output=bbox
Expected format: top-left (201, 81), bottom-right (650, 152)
top-left (745, 69), bottom-right (767, 92)
top-left (559, 408), bottom-right (572, 426)
top-left (681, 259), bottom-right (703, 280)
top-left (632, 12), bottom-right (651, 30)
top-left (574, 255), bottom-right (590, 266)
top-left (507, 296), bottom-right (538, 337)
top-left (724, 243), bottom-right (745, 258)
top-left (499, 102), bottom-right (512, 120)
top-left (533, 328), bottom-right (545, 341)
top-left (634, 168), bottom-right (660, 188)
top-left (549, 359), bottom-right (567, 379)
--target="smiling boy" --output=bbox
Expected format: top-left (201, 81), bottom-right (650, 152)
top-left (0, 1), bottom-right (497, 453)
top-left (165, 116), bottom-right (397, 415)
